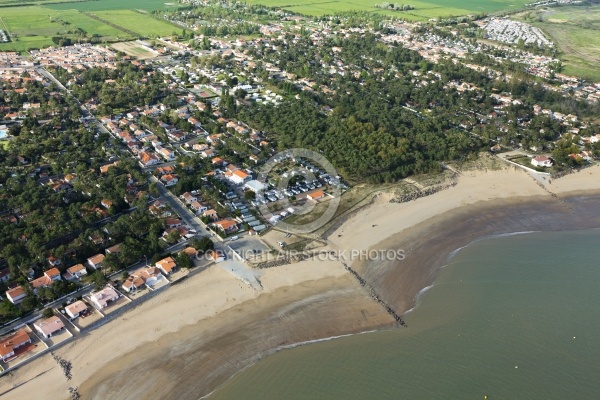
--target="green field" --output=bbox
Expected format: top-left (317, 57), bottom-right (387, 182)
top-left (245, 0), bottom-right (531, 19)
top-left (46, 0), bottom-right (184, 11)
top-left (92, 10), bottom-right (182, 37)
top-left (517, 5), bottom-right (600, 82)
top-left (0, 0), bottom-right (183, 51)
top-left (0, 6), bottom-right (136, 51)
top-left (0, 0), bottom-right (80, 5)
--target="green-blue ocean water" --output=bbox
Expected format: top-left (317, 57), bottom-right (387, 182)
top-left (210, 229), bottom-right (600, 400)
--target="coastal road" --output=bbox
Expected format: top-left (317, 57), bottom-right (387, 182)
top-left (149, 176), bottom-right (214, 240)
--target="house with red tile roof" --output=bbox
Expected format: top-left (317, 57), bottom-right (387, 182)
top-left (160, 174), bottom-right (178, 187)
top-left (63, 264), bottom-right (87, 281)
top-left (0, 328), bottom-right (31, 361)
top-left (531, 156), bottom-right (552, 168)
top-left (165, 218), bottom-right (182, 228)
top-left (203, 209), bottom-right (218, 221)
top-left (230, 169), bottom-right (251, 185)
top-left (307, 190), bottom-right (325, 200)
top-left (30, 268), bottom-right (62, 292)
top-left (190, 201), bottom-right (208, 214)
top-left (212, 218), bottom-right (238, 234)
top-left (155, 256), bottom-right (177, 275)
top-left (179, 247), bottom-right (197, 260)
top-left (105, 243), bottom-right (121, 255)
top-left (6, 285), bottom-right (26, 304)
top-left (87, 253), bottom-right (105, 270)
top-left (45, 268), bottom-right (61, 281)
top-left (138, 151), bottom-right (159, 167)
top-left (122, 267), bottom-right (165, 293)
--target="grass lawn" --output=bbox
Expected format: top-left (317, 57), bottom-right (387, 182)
top-left (46, 0), bottom-right (184, 11)
top-left (92, 10), bottom-right (183, 37)
top-left (0, 6), bottom-right (135, 51)
top-left (0, 140), bottom-right (10, 149)
top-left (0, 0), bottom-right (79, 5)
top-left (245, 0), bottom-right (531, 18)
top-left (517, 5), bottom-right (600, 82)
top-left (537, 22), bottom-right (600, 82)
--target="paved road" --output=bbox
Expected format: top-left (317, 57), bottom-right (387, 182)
top-left (150, 176), bottom-right (214, 239)
top-left (36, 67), bottom-right (66, 91)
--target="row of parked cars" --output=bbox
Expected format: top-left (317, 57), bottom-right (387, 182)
top-left (285, 179), bottom-right (323, 196)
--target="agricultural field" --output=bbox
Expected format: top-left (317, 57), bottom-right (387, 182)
top-left (0, 0), bottom-right (184, 51)
top-left (91, 10), bottom-right (183, 37)
top-left (111, 40), bottom-right (158, 59)
top-left (517, 5), bottom-right (600, 82)
top-left (0, 0), bottom-right (78, 5)
top-left (246, 0), bottom-right (531, 19)
top-left (46, 0), bottom-right (185, 11)
top-left (0, 6), bottom-right (135, 51)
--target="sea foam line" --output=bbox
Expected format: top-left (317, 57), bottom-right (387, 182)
top-left (447, 230), bottom-right (539, 262)
top-left (403, 284), bottom-right (435, 315)
top-left (413, 230), bottom-right (540, 315)
top-left (201, 329), bottom-right (381, 399)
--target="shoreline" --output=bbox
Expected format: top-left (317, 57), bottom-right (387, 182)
top-left (3, 165), bottom-right (600, 400)
top-left (352, 192), bottom-right (600, 316)
top-left (199, 327), bottom-right (383, 400)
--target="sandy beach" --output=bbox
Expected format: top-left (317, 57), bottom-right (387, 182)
top-left (3, 163), bottom-right (600, 400)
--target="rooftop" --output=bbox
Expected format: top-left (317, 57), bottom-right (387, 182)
top-left (0, 328), bottom-right (30, 358)
top-left (34, 316), bottom-right (65, 336)
top-left (65, 300), bottom-right (87, 315)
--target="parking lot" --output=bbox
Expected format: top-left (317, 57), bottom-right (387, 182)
top-left (227, 236), bottom-right (270, 261)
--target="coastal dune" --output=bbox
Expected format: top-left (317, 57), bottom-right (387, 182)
top-left (3, 164), bottom-right (600, 400)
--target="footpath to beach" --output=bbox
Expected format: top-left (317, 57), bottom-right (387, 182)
top-left (3, 162), bottom-right (600, 400)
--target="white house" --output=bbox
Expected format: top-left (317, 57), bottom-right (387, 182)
top-left (90, 285), bottom-right (120, 310)
top-left (87, 254), bottom-right (105, 270)
top-left (65, 300), bottom-right (88, 319)
top-left (531, 156), bottom-right (553, 168)
top-left (228, 169), bottom-right (251, 185)
top-left (6, 285), bottom-right (26, 305)
top-left (122, 267), bottom-right (165, 293)
top-left (160, 174), bottom-right (179, 187)
top-left (158, 147), bottom-right (176, 161)
top-left (190, 201), bottom-right (208, 215)
top-left (33, 316), bottom-right (66, 339)
top-left (63, 264), bottom-right (88, 280)
top-left (180, 192), bottom-right (197, 204)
